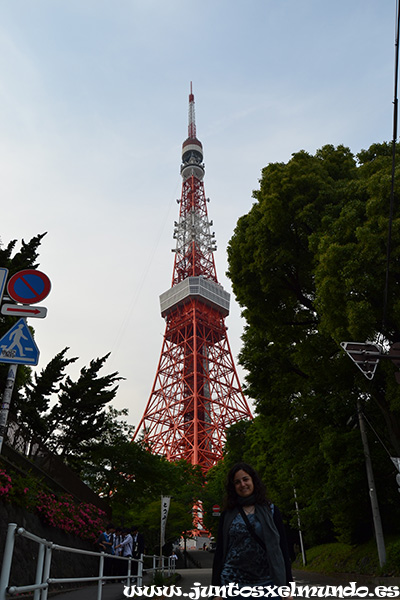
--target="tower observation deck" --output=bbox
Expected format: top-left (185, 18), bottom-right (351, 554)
top-left (134, 84), bottom-right (252, 472)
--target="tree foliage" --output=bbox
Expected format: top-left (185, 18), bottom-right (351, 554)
top-left (15, 347), bottom-right (78, 442)
top-left (225, 142), bottom-right (400, 545)
top-left (44, 353), bottom-right (123, 465)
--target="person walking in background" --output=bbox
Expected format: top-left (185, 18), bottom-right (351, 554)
top-left (111, 526), bottom-right (123, 579)
top-left (96, 523), bottom-right (115, 582)
top-left (112, 526), bottom-right (123, 553)
top-left (131, 525), bottom-right (145, 576)
top-left (212, 462), bottom-right (292, 598)
top-left (114, 526), bottom-right (134, 581)
top-left (132, 525), bottom-right (145, 559)
top-left (115, 527), bottom-right (133, 558)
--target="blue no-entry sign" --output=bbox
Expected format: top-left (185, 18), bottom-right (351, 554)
top-left (7, 269), bottom-right (51, 305)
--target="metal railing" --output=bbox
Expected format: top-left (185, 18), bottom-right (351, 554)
top-left (0, 522), bottom-right (176, 600)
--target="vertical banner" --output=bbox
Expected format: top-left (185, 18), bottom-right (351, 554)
top-left (160, 495), bottom-right (171, 550)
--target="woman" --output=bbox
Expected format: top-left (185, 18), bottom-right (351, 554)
top-left (212, 462), bottom-right (292, 597)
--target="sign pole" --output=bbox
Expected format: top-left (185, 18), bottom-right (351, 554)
top-left (0, 364), bottom-right (18, 454)
top-left (0, 267), bottom-right (51, 454)
top-left (357, 396), bottom-right (386, 567)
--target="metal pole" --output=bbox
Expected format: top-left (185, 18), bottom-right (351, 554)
top-left (357, 397), bottom-right (386, 567)
top-left (34, 542), bottom-right (45, 600)
top-left (40, 544), bottom-right (52, 600)
top-left (97, 553), bottom-right (104, 600)
top-left (137, 554), bottom-right (143, 586)
top-left (0, 523), bottom-right (17, 600)
top-left (0, 364), bottom-right (18, 453)
top-left (293, 486), bottom-right (307, 566)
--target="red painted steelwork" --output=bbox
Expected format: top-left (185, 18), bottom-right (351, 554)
top-left (134, 85), bottom-right (252, 472)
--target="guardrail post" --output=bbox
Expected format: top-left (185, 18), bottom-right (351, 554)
top-left (137, 554), bottom-right (143, 586)
top-left (40, 544), bottom-right (52, 600)
top-left (127, 557), bottom-right (132, 586)
top-left (34, 541), bottom-right (45, 600)
top-left (97, 553), bottom-right (104, 600)
top-left (0, 523), bottom-right (17, 600)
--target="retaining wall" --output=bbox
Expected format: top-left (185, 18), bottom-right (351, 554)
top-left (0, 502), bottom-right (99, 587)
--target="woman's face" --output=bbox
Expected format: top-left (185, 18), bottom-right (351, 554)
top-left (233, 469), bottom-right (255, 498)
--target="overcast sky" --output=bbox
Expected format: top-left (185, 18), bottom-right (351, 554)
top-left (0, 1), bottom-right (396, 427)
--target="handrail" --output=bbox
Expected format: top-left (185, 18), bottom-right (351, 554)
top-left (0, 523), bottom-right (175, 600)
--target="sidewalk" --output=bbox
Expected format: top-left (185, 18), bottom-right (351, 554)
top-left (47, 568), bottom-right (400, 600)
top-left (48, 568), bottom-right (212, 600)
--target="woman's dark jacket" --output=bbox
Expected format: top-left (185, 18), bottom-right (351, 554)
top-left (211, 504), bottom-right (293, 587)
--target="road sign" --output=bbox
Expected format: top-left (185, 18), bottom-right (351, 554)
top-left (1, 304), bottom-right (47, 319)
top-left (340, 341), bottom-right (380, 380)
top-left (391, 457), bottom-right (400, 472)
top-left (0, 318), bottom-right (39, 365)
top-left (392, 458), bottom-right (400, 493)
top-left (7, 269), bottom-right (51, 305)
top-left (212, 504), bottom-right (220, 516)
top-left (0, 268), bottom-right (8, 304)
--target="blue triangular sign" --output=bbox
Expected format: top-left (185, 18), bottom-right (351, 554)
top-left (0, 318), bottom-right (39, 365)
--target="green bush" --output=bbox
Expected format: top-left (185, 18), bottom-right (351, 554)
top-left (384, 540), bottom-right (400, 576)
top-left (292, 538), bottom-right (399, 576)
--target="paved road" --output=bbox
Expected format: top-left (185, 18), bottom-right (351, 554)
top-left (48, 568), bottom-right (400, 600)
top-left (48, 568), bottom-right (211, 600)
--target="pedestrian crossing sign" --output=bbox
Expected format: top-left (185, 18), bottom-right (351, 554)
top-left (0, 318), bottom-right (39, 365)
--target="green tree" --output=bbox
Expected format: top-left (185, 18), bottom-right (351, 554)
top-left (44, 353), bottom-right (123, 468)
top-left (104, 446), bottom-right (204, 550)
top-left (226, 142), bottom-right (400, 545)
top-left (14, 348), bottom-right (78, 444)
top-left (79, 406), bottom-right (135, 493)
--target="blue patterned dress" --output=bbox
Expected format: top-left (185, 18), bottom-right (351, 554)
top-left (220, 512), bottom-right (273, 588)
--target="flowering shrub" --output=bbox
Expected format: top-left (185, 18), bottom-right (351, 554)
top-left (7, 470), bottom-right (42, 510)
top-left (0, 468), bottom-right (12, 497)
top-left (0, 466), bottom-right (107, 541)
top-left (36, 491), bottom-right (107, 541)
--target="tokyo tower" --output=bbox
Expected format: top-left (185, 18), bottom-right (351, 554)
top-left (134, 84), bottom-right (252, 472)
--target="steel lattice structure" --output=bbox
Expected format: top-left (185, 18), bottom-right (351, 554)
top-left (134, 84), bottom-right (252, 472)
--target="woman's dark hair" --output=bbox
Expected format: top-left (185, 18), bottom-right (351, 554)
top-left (224, 462), bottom-right (269, 509)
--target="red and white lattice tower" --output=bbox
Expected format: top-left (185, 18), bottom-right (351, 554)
top-left (134, 84), bottom-right (252, 472)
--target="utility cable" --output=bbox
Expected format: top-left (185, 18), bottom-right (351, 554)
top-left (382, 0), bottom-right (400, 333)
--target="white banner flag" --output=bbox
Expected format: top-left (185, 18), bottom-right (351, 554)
top-left (160, 496), bottom-right (171, 549)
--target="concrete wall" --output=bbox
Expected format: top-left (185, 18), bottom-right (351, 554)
top-left (0, 502), bottom-right (99, 588)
